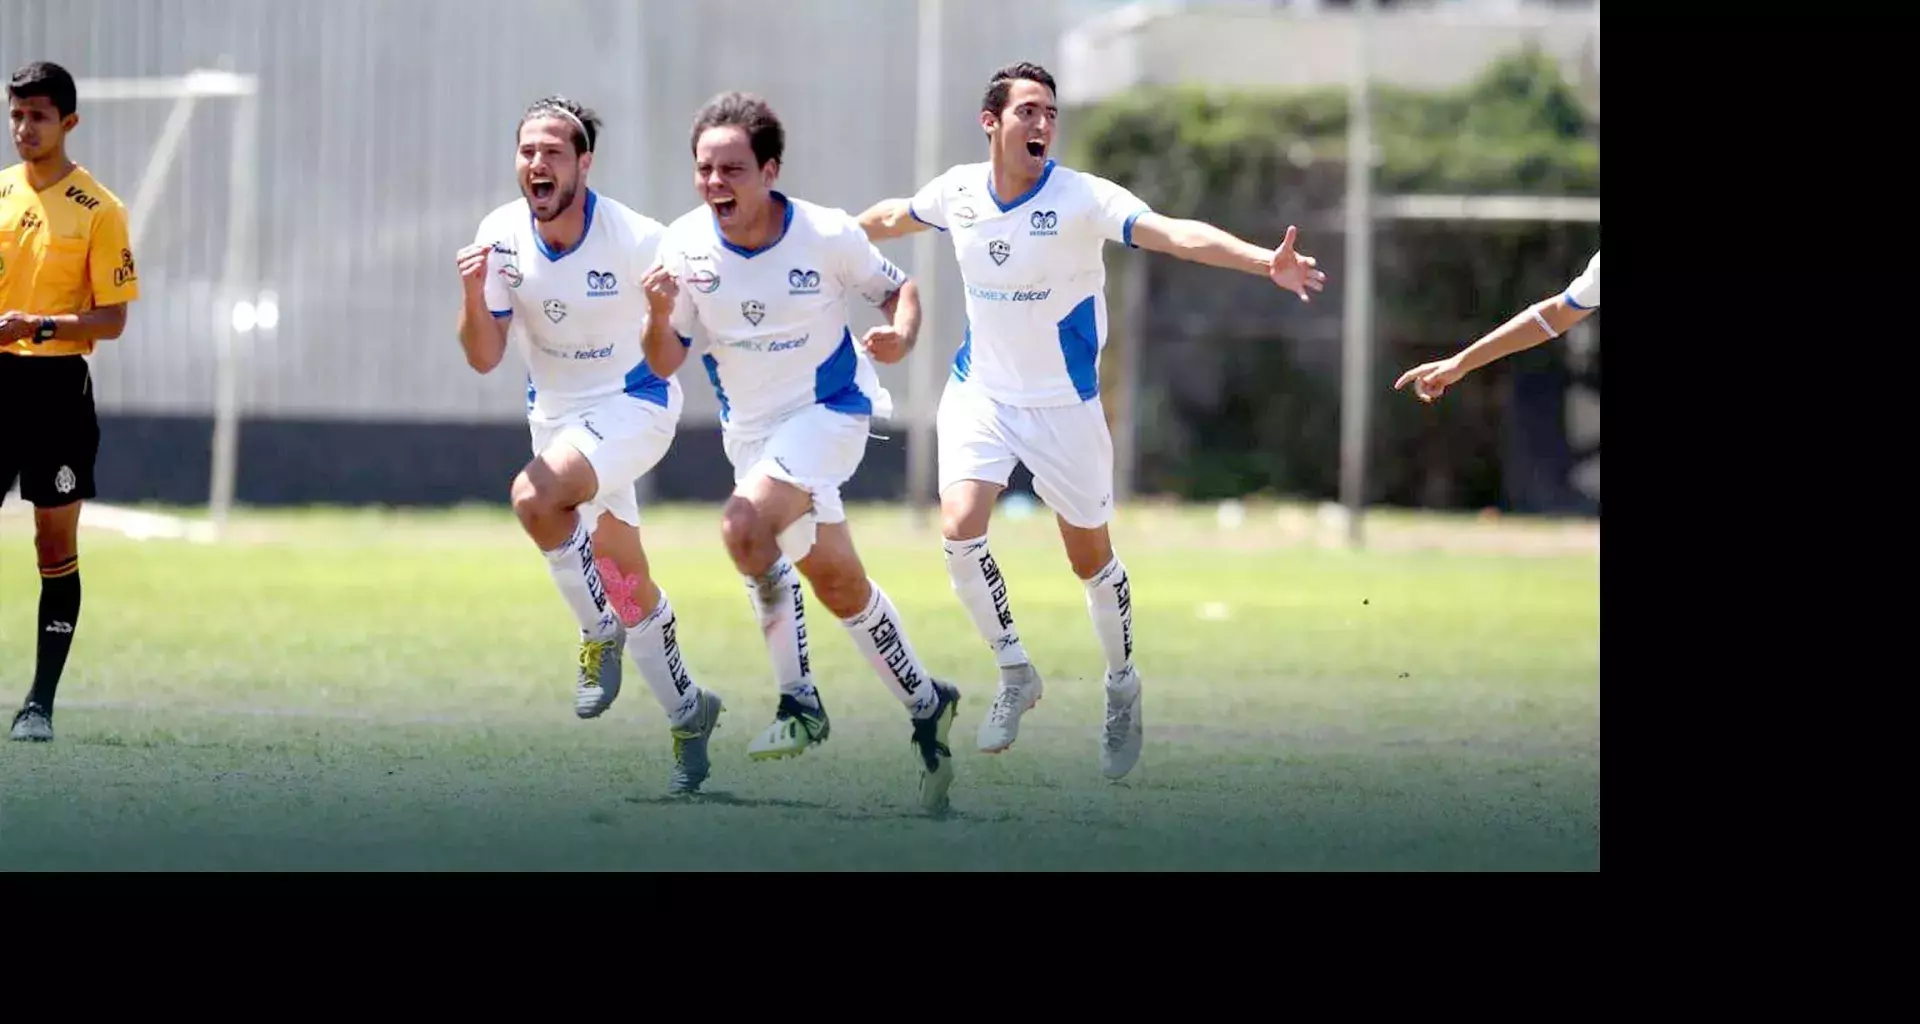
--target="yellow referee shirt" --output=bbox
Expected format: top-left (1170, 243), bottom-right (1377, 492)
top-left (0, 162), bottom-right (139, 358)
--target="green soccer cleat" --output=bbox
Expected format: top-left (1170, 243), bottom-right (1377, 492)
top-left (911, 681), bottom-right (962, 814)
top-left (747, 692), bottom-right (831, 760)
top-left (668, 689), bottom-right (726, 794)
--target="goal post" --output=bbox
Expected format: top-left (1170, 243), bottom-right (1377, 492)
top-left (72, 68), bottom-right (260, 541)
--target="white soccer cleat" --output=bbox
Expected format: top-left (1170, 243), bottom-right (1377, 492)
top-left (1100, 667), bottom-right (1143, 779)
top-left (977, 662), bottom-right (1044, 753)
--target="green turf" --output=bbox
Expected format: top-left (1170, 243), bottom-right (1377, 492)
top-left (0, 501), bottom-right (1599, 870)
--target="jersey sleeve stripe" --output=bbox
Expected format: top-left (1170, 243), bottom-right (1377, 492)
top-left (1122, 208), bottom-right (1148, 248)
top-left (491, 308), bottom-right (512, 318)
top-left (908, 203), bottom-right (946, 232)
top-left (1563, 290), bottom-right (1594, 310)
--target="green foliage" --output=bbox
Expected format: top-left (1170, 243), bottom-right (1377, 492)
top-left (1067, 46), bottom-right (1598, 203)
top-left (1067, 47), bottom-right (1600, 510)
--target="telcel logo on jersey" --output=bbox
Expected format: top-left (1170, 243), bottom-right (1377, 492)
top-left (586, 270), bottom-right (618, 297)
top-left (1029, 210), bottom-right (1058, 236)
top-left (787, 268), bottom-right (821, 295)
top-left (966, 284), bottom-right (1051, 303)
top-left (573, 343), bottom-right (615, 360)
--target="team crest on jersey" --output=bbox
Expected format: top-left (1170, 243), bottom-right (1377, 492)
top-left (1030, 210), bottom-right (1058, 236)
top-left (587, 269), bottom-right (618, 297)
top-left (741, 300), bottom-right (766, 326)
top-left (988, 239), bottom-right (1011, 266)
top-left (544, 299), bottom-right (567, 323)
top-left (787, 268), bottom-right (821, 295)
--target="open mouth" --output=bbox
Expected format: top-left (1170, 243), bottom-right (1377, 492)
top-left (530, 176), bottom-right (556, 202)
top-left (1026, 139), bottom-right (1046, 158)
top-left (710, 197), bottom-right (738, 220)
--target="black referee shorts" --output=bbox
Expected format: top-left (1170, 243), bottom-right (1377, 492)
top-left (0, 352), bottom-right (100, 509)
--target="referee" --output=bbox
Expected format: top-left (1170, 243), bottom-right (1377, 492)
top-left (1, 61), bottom-right (140, 742)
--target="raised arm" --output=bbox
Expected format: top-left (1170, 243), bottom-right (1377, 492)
top-left (640, 263), bottom-right (692, 378)
top-left (455, 240), bottom-right (510, 373)
top-left (858, 197), bottom-right (935, 242)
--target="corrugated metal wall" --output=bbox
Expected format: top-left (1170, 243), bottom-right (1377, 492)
top-left (2, 0), bottom-right (1078, 424)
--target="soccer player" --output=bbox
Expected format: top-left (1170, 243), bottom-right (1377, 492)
top-left (2, 62), bottom-right (141, 743)
top-left (856, 61), bottom-right (1327, 779)
top-left (455, 95), bottom-right (723, 795)
top-left (1394, 250), bottom-right (1599, 403)
top-left (639, 91), bottom-right (963, 813)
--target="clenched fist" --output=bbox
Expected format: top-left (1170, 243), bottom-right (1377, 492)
top-left (641, 263), bottom-right (680, 313)
top-left (860, 324), bottom-right (911, 364)
top-left (456, 242), bottom-right (493, 294)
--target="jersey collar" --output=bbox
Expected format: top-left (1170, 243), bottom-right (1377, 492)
top-left (532, 188), bottom-right (598, 262)
top-left (988, 159), bottom-right (1055, 214)
top-left (714, 191), bottom-right (795, 259)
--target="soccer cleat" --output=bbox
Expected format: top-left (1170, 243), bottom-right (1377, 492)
top-left (9, 703), bottom-right (52, 742)
top-left (1100, 667), bottom-right (1144, 780)
top-left (912, 681), bottom-right (962, 813)
top-left (668, 689), bottom-right (726, 794)
top-left (574, 625), bottom-right (627, 719)
top-left (747, 692), bottom-right (831, 760)
top-left (977, 662), bottom-right (1044, 753)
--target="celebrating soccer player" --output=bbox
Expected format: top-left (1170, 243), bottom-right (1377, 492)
top-left (857, 61), bottom-right (1327, 779)
top-left (2, 62), bottom-right (142, 743)
top-left (455, 95), bottom-right (724, 795)
top-left (640, 91), bottom-right (963, 814)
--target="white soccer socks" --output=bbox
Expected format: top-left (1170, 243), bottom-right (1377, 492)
top-left (1084, 556), bottom-right (1137, 691)
top-left (745, 557), bottom-right (818, 707)
top-left (542, 514), bottom-right (621, 640)
top-left (625, 592), bottom-right (704, 725)
top-left (842, 581), bottom-right (941, 718)
top-left (942, 534), bottom-right (1032, 669)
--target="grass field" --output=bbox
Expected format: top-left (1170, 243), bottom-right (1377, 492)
top-left (0, 499), bottom-right (1599, 871)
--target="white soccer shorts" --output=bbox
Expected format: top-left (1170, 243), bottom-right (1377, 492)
top-left (529, 388), bottom-right (683, 529)
top-left (723, 402), bottom-right (870, 524)
top-left (936, 379), bottom-right (1115, 529)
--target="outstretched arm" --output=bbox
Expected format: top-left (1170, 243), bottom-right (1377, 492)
top-left (1393, 293), bottom-right (1594, 404)
top-left (1128, 214), bottom-right (1327, 302)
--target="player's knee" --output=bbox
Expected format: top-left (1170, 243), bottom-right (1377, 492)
top-left (801, 555), bottom-right (867, 619)
top-left (1063, 530), bottom-right (1115, 580)
top-left (31, 509), bottom-right (79, 565)
top-left (719, 499), bottom-right (771, 565)
top-left (510, 468), bottom-right (560, 528)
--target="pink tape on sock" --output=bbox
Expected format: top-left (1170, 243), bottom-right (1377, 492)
top-left (596, 556), bottom-right (643, 628)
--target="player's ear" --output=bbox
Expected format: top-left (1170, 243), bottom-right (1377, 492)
top-left (578, 150), bottom-right (593, 176)
top-left (979, 110), bottom-right (996, 136)
top-left (762, 158), bottom-right (780, 187)
top-left (62, 112), bottom-right (78, 134)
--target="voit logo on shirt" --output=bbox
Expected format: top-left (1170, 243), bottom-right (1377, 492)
top-left (788, 268), bottom-right (820, 295)
top-left (587, 269), bottom-right (618, 297)
top-left (1029, 210), bottom-right (1058, 236)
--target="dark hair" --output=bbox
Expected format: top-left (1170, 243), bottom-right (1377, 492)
top-left (981, 61), bottom-right (1057, 118)
top-left (8, 61), bottom-right (78, 119)
top-left (519, 95), bottom-right (600, 156)
top-left (689, 91), bottom-right (784, 168)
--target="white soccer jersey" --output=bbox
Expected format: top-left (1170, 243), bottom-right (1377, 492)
top-left (908, 159), bottom-right (1151, 408)
top-left (658, 193), bottom-right (906, 437)
top-left (474, 189), bottom-right (681, 419)
top-left (1564, 251), bottom-right (1600, 310)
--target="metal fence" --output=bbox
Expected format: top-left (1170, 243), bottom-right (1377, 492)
top-left (1, 0), bottom-right (1084, 425)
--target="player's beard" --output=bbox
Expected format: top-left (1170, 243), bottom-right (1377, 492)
top-left (528, 178), bottom-right (578, 223)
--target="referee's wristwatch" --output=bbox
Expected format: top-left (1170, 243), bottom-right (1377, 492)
top-left (33, 317), bottom-right (55, 343)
